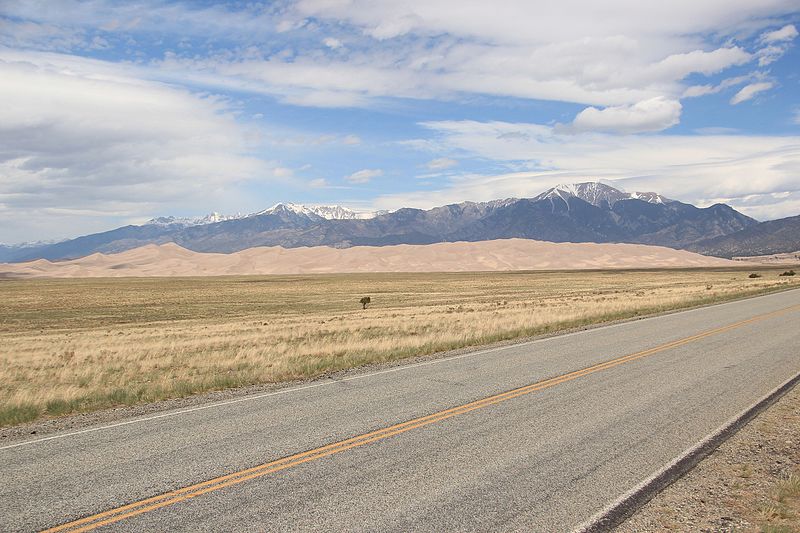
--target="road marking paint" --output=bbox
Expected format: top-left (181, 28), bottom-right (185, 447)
top-left (42, 302), bottom-right (800, 532)
top-left (6, 288), bottom-right (797, 452)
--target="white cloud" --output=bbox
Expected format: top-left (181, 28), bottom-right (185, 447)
top-left (11, 0), bottom-right (791, 113)
top-left (273, 167), bottom-right (295, 178)
top-left (754, 24), bottom-right (798, 65)
top-left (280, 1), bottom-right (791, 110)
top-left (0, 50), bottom-right (269, 242)
top-left (279, 89), bottom-right (370, 108)
top-left (0, 19), bottom-right (88, 51)
top-left (144, 36), bottom-right (747, 113)
top-left (756, 42), bottom-right (795, 66)
top-left (297, 0), bottom-right (794, 45)
top-left (369, 119), bottom-right (800, 220)
top-left (760, 24), bottom-right (798, 43)
top-left (683, 85), bottom-right (717, 98)
top-left (643, 47), bottom-right (750, 80)
top-left (682, 73), bottom-right (756, 98)
top-left (565, 97), bottom-right (682, 134)
top-left (425, 157), bottom-right (458, 170)
top-left (1, 1), bottom-right (288, 45)
top-left (690, 190), bottom-right (800, 222)
top-left (3, 1), bottom-right (800, 238)
top-left (693, 127), bottom-right (740, 135)
top-left (342, 134), bottom-right (362, 145)
top-left (345, 168), bottom-right (383, 184)
top-left (730, 81), bottom-right (774, 104)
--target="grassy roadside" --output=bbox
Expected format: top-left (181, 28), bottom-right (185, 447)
top-left (1, 267), bottom-right (797, 427)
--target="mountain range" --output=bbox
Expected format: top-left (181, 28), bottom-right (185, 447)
top-left (145, 203), bottom-right (379, 228)
top-left (687, 214), bottom-right (800, 258)
top-left (2, 182), bottom-right (794, 263)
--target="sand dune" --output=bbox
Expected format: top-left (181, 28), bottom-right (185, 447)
top-left (0, 239), bottom-right (736, 278)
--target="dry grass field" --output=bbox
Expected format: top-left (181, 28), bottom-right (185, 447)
top-left (1, 268), bottom-right (797, 426)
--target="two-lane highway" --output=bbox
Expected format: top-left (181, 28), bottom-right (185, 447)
top-left (2, 289), bottom-right (799, 531)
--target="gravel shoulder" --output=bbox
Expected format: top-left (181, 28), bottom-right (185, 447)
top-left (617, 381), bottom-right (800, 533)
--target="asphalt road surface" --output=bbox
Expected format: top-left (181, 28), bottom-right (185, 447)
top-left (3, 289), bottom-right (799, 532)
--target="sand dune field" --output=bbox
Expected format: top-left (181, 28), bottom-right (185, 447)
top-left (0, 239), bottom-right (735, 278)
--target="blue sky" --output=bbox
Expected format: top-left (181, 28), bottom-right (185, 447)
top-left (1, 0), bottom-right (799, 243)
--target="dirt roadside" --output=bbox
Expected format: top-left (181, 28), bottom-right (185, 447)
top-left (617, 382), bottom-right (800, 533)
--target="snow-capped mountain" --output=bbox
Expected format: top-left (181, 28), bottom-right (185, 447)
top-left (5, 181), bottom-right (758, 262)
top-left (145, 204), bottom-right (376, 229)
top-left (147, 204), bottom-right (380, 228)
top-left (146, 212), bottom-right (244, 227)
top-left (0, 239), bottom-right (68, 262)
top-left (534, 182), bottom-right (673, 208)
top-left (0, 239), bottom-right (65, 251)
top-left (255, 203), bottom-right (376, 220)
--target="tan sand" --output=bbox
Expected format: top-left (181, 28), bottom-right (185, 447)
top-left (0, 239), bottom-right (736, 278)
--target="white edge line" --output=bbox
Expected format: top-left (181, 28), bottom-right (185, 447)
top-left (2, 289), bottom-right (797, 452)
top-left (570, 371), bottom-right (800, 533)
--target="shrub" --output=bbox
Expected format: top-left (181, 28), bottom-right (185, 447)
top-left (778, 270), bottom-right (796, 277)
top-left (749, 273), bottom-right (762, 278)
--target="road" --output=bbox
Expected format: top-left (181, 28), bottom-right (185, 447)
top-left (2, 289), bottom-right (799, 532)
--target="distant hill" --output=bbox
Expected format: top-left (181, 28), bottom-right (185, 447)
top-left (689, 215), bottom-right (800, 258)
top-left (3, 182), bottom-right (757, 262)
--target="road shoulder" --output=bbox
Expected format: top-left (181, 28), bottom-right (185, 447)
top-left (616, 380), bottom-right (800, 532)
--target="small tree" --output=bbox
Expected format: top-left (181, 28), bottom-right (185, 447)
top-left (360, 296), bottom-right (371, 309)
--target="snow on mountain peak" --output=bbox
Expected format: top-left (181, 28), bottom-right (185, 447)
top-left (535, 182), bottom-right (673, 207)
top-left (145, 203), bottom-right (378, 229)
top-left (628, 191), bottom-right (671, 204)
top-left (145, 212), bottom-right (243, 227)
top-left (258, 203), bottom-right (376, 220)
top-left (308, 204), bottom-right (376, 220)
top-left (143, 185), bottom-right (674, 231)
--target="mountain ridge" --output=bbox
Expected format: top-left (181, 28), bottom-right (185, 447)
top-left (533, 182), bottom-right (673, 208)
top-left (140, 183), bottom-right (673, 231)
top-left (1, 182), bottom-right (759, 262)
top-left (145, 203), bottom-right (377, 228)
top-left (689, 215), bottom-right (800, 258)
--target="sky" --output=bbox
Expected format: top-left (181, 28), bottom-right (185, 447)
top-left (1, 0), bottom-right (799, 244)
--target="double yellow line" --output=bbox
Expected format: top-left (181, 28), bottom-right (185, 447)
top-left (45, 303), bottom-right (800, 532)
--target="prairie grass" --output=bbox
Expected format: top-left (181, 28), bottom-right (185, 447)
top-left (774, 473), bottom-right (800, 503)
top-left (761, 525), bottom-right (794, 533)
top-left (0, 268), bottom-right (796, 426)
top-left (759, 471), bottom-right (800, 530)
top-left (760, 501), bottom-right (795, 521)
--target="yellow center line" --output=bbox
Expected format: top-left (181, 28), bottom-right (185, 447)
top-left (43, 303), bottom-right (800, 533)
